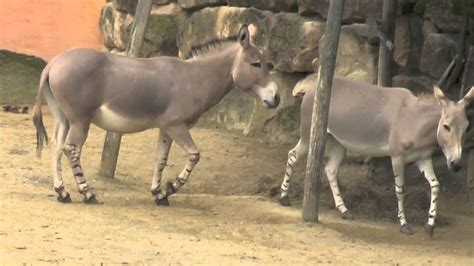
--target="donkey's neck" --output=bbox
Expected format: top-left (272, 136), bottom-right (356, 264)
top-left (410, 98), bottom-right (442, 147)
top-left (187, 45), bottom-right (238, 111)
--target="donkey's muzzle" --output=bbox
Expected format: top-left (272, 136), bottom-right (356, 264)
top-left (264, 93), bottom-right (280, 109)
top-left (449, 161), bottom-right (462, 173)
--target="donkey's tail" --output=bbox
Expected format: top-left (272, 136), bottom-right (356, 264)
top-left (32, 66), bottom-right (50, 158)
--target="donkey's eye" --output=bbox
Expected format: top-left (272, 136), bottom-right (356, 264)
top-left (251, 62), bottom-right (262, 68)
top-left (443, 124), bottom-right (451, 132)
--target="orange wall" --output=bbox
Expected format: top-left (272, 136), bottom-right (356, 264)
top-left (0, 0), bottom-right (105, 61)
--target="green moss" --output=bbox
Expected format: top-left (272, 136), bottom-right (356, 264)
top-left (0, 50), bottom-right (46, 104)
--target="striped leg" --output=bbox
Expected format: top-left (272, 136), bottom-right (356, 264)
top-left (417, 158), bottom-right (439, 238)
top-left (324, 138), bottom-right (352, 219)
top-left (64, 122), bottom-right (96, 204)
top-left (392, 157), bottom-right (412, 235)
top-left (52, 120), bottom-right (70, 202)
top-left (279, 139), bottom-right (307, 206)
top-left (151, 131), bottom-right (173, 205)
top-left (163, 126), bottom-right (200, 197)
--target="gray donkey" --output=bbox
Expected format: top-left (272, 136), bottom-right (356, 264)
top-left (279, 75), bottom-right (474, 237)
top-left (33, 25), bottom-right (279, 206)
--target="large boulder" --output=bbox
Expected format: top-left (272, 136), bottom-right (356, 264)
top-left (226, 0), bottom-right (297, 12)
top-left (420, 33), bottom-right (457, 79)
top-left (245, 72), bottom-right (304, 142)
top-left (113, 0), bottom-right (176, 14)
top-left (392, 73), bottom-right (436, 94)
top-left (264, 13), bottom-right (325, 73)
top-left (178, 6), bottom-right (325, 73)
top-left (178, 0), bottom-right (226, 10)
top-left (99, 3), bottom-right (132, 50)
top-left (334, 24), bottom-right (379, 84)
top-left (101, 3), bottom-right (184, 57)
top-left (297, 0), bottom-right (382, 24)
top-left (145, 3), bottom-right (186, 56)
top-left (198, 89), bottom-right (256, 132)
top-left (424, 2), bottom-right (463, 33)
top-left (393, 15), bottom-right (424, 69)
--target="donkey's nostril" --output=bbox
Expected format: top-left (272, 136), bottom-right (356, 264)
top-left (274, 93), bottom-right (280, 107)
top-left (267, 63), bottom-right (274, 71)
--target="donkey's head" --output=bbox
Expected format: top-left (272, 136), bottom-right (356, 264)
top-left (434, 86), bottom-right (474, 172)
top-left (231, 24), bottom-right (280, 109)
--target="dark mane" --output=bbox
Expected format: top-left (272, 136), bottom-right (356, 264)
top-left (185, 36), bottom-right (238, 59)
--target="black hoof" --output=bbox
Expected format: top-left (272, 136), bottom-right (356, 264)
top-left (424, 223), bottom-right (435, 238)
top-left (155, 196), bottom-right (170, 206)
top-left (400, 224), bottom-right (413, 235)
top-left (279, 196), bottom-right (291, 207)
top-left (341, 210), bottom-right (354, 220)
top-left (166, 181), bottom-right (177, 195)
top-left (83, 193), bottom-right (100, 204)
top-left (57, 192), bottom-right (72, 203)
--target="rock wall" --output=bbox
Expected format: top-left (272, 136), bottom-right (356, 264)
top-left (99, 0), bottom-right (466, 143)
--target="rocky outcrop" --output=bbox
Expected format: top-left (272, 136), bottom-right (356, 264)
top-left (394, 16), bottom-right (424, 69)
top-left (178, 6), bottom-right (325, 73)
top-left (420, 33), bottom-right (457, 80)
top-left (297, 0), bottom-right (383, 23)
top-left (392, 73), bottom-right (436, 94)
top-left (424, 3), bottom-right (463, 33)
top-left (226, 0), bottom-right (297, 12)
top-left (178, 0), bottom-right (226, 10)
top-left (100, 2), bottom-right (183, 57)
top-left (113, 0), bottom-right (176, 14)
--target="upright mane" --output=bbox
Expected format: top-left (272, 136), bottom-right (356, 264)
top-left (184, 36), bottom-right (238, 60)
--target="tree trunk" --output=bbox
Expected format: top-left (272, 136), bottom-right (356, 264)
top-left (377, 0), bottom-right (397, 87)
top-left (302, 0), bottom-right (344, 222)
top-left (99, 0), bottom-right (153, 178)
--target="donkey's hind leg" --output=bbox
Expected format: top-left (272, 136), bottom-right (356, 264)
top-left (52, 120), bottom-right (70, 202)
top-left (162, 125), bottom-right (200, 200)
top-left (324, 137), bottom-right (352, 220)
top-left (151, 130), bottom-right (173, 206)
top-left (64, 121), bottom-right (97, 204)
top-left (279, 139), bottom-right (308, 206)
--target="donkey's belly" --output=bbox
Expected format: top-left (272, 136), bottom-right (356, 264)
top-left (329, 131), bottom-right (390, 157)
top-left (92, 105), bottom-right (156, 133)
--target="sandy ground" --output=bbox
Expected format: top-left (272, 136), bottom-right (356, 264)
top-left (1, 110), bottom-right (474, 264)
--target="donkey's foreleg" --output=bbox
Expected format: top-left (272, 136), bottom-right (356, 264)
top-left (52, 121), bottom-right (70, 203)
top-left (324, 139), bottom-right (352, 219)
top-left (164, 126), bottom-right (200, 197)
top-left (64, 123), bottom-right (97, 204)
top-left (391, 157), bottom-right (412, 235)
top-left (279, 140), bottom-right (307, 206)
top-left (151, 131), bottom-right (173, 206)
top-left (417, 158), bottom-right (440, 238)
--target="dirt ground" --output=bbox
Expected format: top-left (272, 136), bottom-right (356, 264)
top-left (1, 109), bottom-right (474, 264)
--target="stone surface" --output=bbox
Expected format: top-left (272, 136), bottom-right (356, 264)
top-left (264, 13), bottom-right (325, 73)
top-left (394, 15), bottom-right (424, 69)
top-left (420, 33), bottom-right (457, 79)
top-left (226, 0), bottom-right (297, 12)
top-left (334, 24), bottom-right (379, 84)
top-left (113, 0), bottom-right (175, 14)
top-left (245, 72), bottom-right (304, 142)
top-left (297, 0), bottom-right (382, 24)
top-left (424, 3), bottom-right (463, 33)
top-left (198, 89), bottom-right (256, 132)
top-left (178, 6), bottom-right (325, 73)
top-left (392, 73), bottom-right (436, 94)
top-left (178, 0), bottom-right (226, 10)
top-left (99, 3), bottom-right (132, 50)
top-left (422, 19), bottom-right (438, 40)
top-left (145, 3), bottom-right (185, 56)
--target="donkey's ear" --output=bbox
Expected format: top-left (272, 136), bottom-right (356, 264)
top-left (434, 85), bottom-right (449, 107)
top-left (238, 24), bottom-right (250, 50)
top-left (459, 86), bottom-right (474, 107)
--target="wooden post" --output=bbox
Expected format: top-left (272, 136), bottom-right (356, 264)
top-left (98, 0), bottom-right (153, 178)
top-left (377, 0), bottom-right (397, 87)
top-left (302, 0), bottom-right (344, 222)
